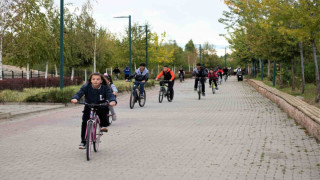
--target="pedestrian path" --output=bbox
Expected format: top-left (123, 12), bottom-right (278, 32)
top-left (0, 77), bottom-right (319, 180)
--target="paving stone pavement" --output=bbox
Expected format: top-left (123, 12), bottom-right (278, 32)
top-left (0, 77), bottom-right (319, 180)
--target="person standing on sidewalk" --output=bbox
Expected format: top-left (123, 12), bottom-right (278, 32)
top-left (123, 66), bottom-right (130, 80)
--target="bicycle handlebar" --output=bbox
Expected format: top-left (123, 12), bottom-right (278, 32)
top-left (79, 101), bottom-right (110, 107)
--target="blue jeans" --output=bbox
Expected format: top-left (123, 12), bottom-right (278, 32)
top-left (134, 81), bottom-right (145, 95)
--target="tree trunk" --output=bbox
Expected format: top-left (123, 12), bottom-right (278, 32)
top-left (71, 67), bottom-right (74, 81)
top-left (111, 67), bottom-right (113, 75)
top-left (311, 39), bottom-right (320, 102)
top-left (85, 69), bottom-right (87, 83)
top-left (267, 60), bottom-right (271, 79)
top-left (27, 63), bottom-right (30, 80)
top-left (279, 62), bottom-right (283, 89)
top-left (0, 36), bottom-right (3, 80)
top-left (45, 60), bottom-right (49, 79)
top-left (291, 59), bottom-right (296, 91)
top-left (54, 64), bottom-right (58, 77)
top-left (299, 42), bottom-right (305, 94)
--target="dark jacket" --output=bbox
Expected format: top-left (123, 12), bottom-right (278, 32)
top-left (192, 67), bottom-right (208, 78)
top-left (128, 68), bottom-right (149, 82)
top-left (124, 68), bottom-right (130, 75)
top-left (72, 84), bottom-right (117, 104)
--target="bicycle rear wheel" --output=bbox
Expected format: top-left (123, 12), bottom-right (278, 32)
top-left (212, 85), bottom-right (215, 94)
top-left (139, 91), bottom-right (146, 107)
top-left (180, 76), bottom-right (183, 82)
top-left (167, 89), bottom-right (174, 102)
top-left (129, 90), bottom-right (136, 109)
top-left (93, 122), bottom-right (101, 152)
top-left (86, 122), bottom-right (93, 161)
top-left (159, 88), bottom-right (164, 103)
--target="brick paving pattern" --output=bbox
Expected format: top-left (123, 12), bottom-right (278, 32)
top-left (0, 77), bottom-right (319, 180)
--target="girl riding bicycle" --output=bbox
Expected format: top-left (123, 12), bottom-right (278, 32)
top-left (71, 73), bottom-right (117, 149)
top-left (104, 73), bottom-right (118, 121)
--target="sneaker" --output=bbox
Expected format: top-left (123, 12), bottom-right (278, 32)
top-left (194, 88), bottom-right (197, 91)
top-left (79, 142), bottom-right (86, 149)
top-left (101, 127), bottom-right (108, 132)
top-left (202, 92), bottom-right (205, 96)
top-left (112, 114), bottom-right (117, 121)
top-left (216, 87), bottom-right (218, 90)
top-left (140, 94), bottom-right (144, 99)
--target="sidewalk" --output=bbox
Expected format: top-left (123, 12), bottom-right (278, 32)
top-left (0, 103), bottom-right (66, 120)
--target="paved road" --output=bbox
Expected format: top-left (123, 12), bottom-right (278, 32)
top-left (0, 77), bottom-right (319, 180)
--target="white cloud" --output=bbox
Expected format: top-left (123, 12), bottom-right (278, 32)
top-left (54, 0), bottom-right (230, 56)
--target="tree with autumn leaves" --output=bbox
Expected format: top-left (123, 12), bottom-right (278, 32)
top-left (220, 0), bottom-right (320, 102)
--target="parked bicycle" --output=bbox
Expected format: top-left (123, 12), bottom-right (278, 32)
top-left (79, 102), bottom-right (109, 161)
top-left (129, 81), bottom-right (146, 109)
top-left (158, 80), bottom-right (174, 103)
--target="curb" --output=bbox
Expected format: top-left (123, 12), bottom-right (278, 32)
top-left (247, 79), bottom-right (320, 141)
top-left (0, 105), bottom-right (67, 121)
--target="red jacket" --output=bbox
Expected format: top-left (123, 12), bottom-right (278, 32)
top-left (156, 68), bottom-right (175, 81)
top-left (208, 72), bottom-right (218, 80)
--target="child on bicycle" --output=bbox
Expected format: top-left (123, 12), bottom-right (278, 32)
top-left (208, 69), bottom-right (218, 90)
top-left (71, 73), bottom-right (117, 149)
top-left (104, 73), bottom-right (118, 121)
top-left (125, 63), bottom-right (149, 99)
top-left (156, 65), bottom-right (175, 100)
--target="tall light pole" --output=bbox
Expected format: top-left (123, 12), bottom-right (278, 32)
top-left (138, 25), bottom-right (148, 68)
top-left (60, 0), bottom-right (64, 89)
top-left (114, 15), bottom-right (132, 73)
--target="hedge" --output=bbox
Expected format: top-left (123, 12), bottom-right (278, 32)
top-left (0, 77), bottom-right (83, 91)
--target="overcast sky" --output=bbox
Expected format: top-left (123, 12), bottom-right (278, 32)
top-left (54, 0), bottom-right (230, 56)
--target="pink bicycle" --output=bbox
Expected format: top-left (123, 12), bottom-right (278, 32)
top-left (80, 102), bottom-right (109, 161)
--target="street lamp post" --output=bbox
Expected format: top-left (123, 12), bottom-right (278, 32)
top-left (138, 25), bottom-right (148, 68)
top-left (60, 0), bottom-right (64, 89)
top-left (114, 15), bottom-right (132, 73)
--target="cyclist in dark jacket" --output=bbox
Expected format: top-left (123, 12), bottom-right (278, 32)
top-left (125, 63), bottom-right (149, 98)
top-left (71, 73), bottom-right (117, 149)
top-left (192, 63), bottom-right (208, 96)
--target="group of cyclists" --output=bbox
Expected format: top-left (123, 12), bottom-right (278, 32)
top-left (71, 62), bottom-right (231, 149)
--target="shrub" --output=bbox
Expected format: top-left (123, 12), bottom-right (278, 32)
top-left (0, 77), bottom-right (83, 91)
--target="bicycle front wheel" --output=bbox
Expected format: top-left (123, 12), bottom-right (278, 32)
top-left (93, 122), bottom-right (101, 152)
top-left (212, 86), bottom-right (215, 94)
top-left (159, 88), bottom-right (164, 103)
top-left (198, 87), bottom-right (201, 100)
top-left (139, 91), bottom-right (146, 107)
top-left (129, 90), bottom-right (136, 109)
top-left (86, 122), bottom-right (93, 161)
top-left (167, 89), bottom-right (174, 102)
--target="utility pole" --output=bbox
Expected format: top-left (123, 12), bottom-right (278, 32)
top-left (59, 0), bottom-right (64, 89)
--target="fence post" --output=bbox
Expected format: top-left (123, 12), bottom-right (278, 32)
top-left (38, 70), bottom-right (40, 78)
top-left (22, 71), bottom-right (24, 78)
top-left (12, 71), bottom-right (14, 79)
top-left (30, 70), bottom-right (32, 78)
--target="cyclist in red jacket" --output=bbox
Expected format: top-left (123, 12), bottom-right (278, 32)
top-left (208, 69), bottom-right (218, 90)
top-left (156, 65), bottom-right (175, 100)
